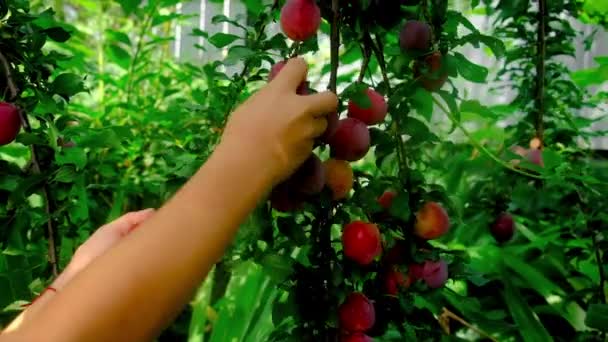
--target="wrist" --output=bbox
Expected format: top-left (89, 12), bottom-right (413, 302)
top-left (213, 139), bottom-right (281, 188)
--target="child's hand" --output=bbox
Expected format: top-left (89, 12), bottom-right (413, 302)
top-left (221, 58), bottom-right (338, 185)
top-left (56, 209), bottom-right (156, 288)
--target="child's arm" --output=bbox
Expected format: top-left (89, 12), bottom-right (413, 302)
top-left (2, 58), bottom-right (337, 342)
top-left (2, 209), bottom-right (156, 334)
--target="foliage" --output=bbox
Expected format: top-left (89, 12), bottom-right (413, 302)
top-left (1, 0), bottom-right (607, 341)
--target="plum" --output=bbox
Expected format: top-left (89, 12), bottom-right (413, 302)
top-left (413, 51), bottom-right (448, 92)
top-left (413, 201), bottom-right (450, 240)
top-left (323, 158), bottom-right (354, 200)
top-left (329, 118), bottom-right (371, 162)
top-left (347, 88), bottom-right (388, 126)
top-left (399, 21), bottom-right (432, 53)
top-left (338, 292), bottom-right (376, 332)
top-left (491, 212), bottom-right (515, 243)
top-left (342, 221), bottom-right (382, 265)
top-left (0, 102), bottom-right (21, 146)
top-left (409, 259), bottom-right (448, 289)
top-left (280, 0), bottom-right (321, 41)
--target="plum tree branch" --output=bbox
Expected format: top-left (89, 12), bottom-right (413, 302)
top-left (369, 35), bottom-right (390, 93)
top-left (357, 43), bottom-right (371, 83)
top-left (432, 95), bottom-right (544, 180)
top-left (589, 218), bottom-right (607, 304)
top-left (440, 308), bottom-right (498, 342)
top-left (534, 0), bottom-right (547, 145)
top-left (576, 191), bottom-right (606, 304)
top-left (367, 33), bottom-right (409, 187)
top-left (0, 50), bottom-right (59, 277)
top-left (0, 52), bottom-right (19, 99)
top-left (215, 18), bottom-right (270, 143)
top-left (329, 0), bottom-right (339, 93)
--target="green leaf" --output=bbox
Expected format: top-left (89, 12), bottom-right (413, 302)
top-left (448, 11), bottom-right (479, 33)
top-left (105, 29), bottom-right (131, 45)
top-left (342, 83), bottom-right (369, 104)
top-left (54, 166), bottom-right (77, 183)
top-left (190, 28), bottom-right (208, 38)
top-left (458, 34), bottom-right (506, 58)
top-left (585, 304), bottom-right (608, 332)
top-left (410, 88), bottom-right (434, 121)
top-left (211, 14), bottom-right (247, 31)
top-left (503, 277), bottom-right (553, 342)
top-left (78, 129), bottom-right (123, 148)
top-left (260, 254), bottom-right (294, 284)
top-left (584, 0), bottom-right (608, 15)
top-left (404, 116), bottom-right (437, 146)
top-left (56, 148), bottom-right (87, 170)
top-left (350, 86), bottom-right (372, 109)
top-left (44, 27), bottom-right (71, 42)
top-left (477, 34), bottom-right (506, 58)
top-left (539, 149), bottom-right (563, 170)
top-left (208, 33), bottom-right (240, 48)
top-left (571, 63), bottom-right (608, 87)
top-left (108, 44), bottom-right (131, 70)
top-left (388, 192), bottom-right (410, 222)
top-left (51, 73), bottom-right (87, 97)
top-left (460, 100), bottom-right (498, 119)
top-left (16, 133), bottom-right (45, 146)
top-left (244, 0), bottom-right (265, 15)
top-left (224, 46), bottom-right (255, 66)
top-left (452, 52), bottom-right (488, 83)
top-left (437, 90), bottom-right (460, 123)
top-left (272, 292), bottom-right (296, 327)
top-left (116, 0), bottom-right (142, 15)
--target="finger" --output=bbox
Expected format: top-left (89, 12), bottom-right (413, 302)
top-left (271, 57), bottom-right (308, 92)
top-left (309, 117), bottom-right (329, 138)
top-left (302, 91), bottom-right (339, 118)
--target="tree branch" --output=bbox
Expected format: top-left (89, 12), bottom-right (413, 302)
top-left (329, 0), bottom-right (339, 93)
top-left (534, 0), bottom-right (547, 145)
top-left (0, 52), bottom-right (19, 100)
top-left (357, 43), bottom-right (371, 83)
top-left (440, 308), bottom-right (499, 342)
top-left (215, 18), bottom-right (270, 143)
top-left (591, 224), bottom-right (607, 304)
top-left (367, 33), bottom-right (411, 189)
top-left (432, 95), bottom-right (544, 180)
top-left (0, 51), bottom-right (59, 277)
top-left (369, 34), bottom-right (390, 93)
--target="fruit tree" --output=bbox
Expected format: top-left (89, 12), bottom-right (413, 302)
top-left (1, 0), bottom-right (607, 341)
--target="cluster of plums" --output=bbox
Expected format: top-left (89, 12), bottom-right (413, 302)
top-left (275, 2), bottom-right (452, 340)
top-left (279, 0), bottom-right (449, 92)
top-left (270, 0), bottom-right (392, 211)
top-left (400, 20), bottom-right (448, 91)
top-left (337, 199), bottom-right (451, 341)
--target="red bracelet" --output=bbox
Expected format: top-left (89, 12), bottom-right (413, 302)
top-left (20, 286), bottom-right (57, 308)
